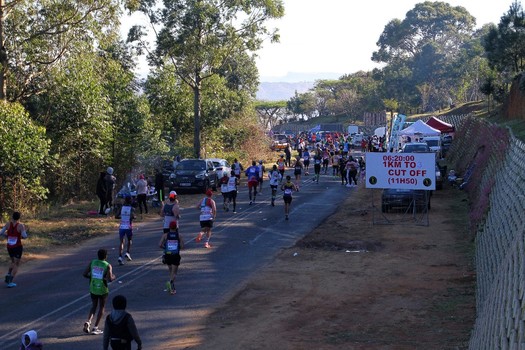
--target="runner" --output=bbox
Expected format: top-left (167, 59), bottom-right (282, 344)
top-left (245, 161), bottom-right (260, 205)
top-left (346, 156), bottom-right (359, 187)
top-left (103, 295), bottom-right (142, 350)
top-left (276, 155), bottom-right (286, 183)
top-left (313, 154), bottom-right (322, 183)
top-left (293, 156), bottom-right (304, 191)
top-left (1, 211), bottom-right (27, 288)
top-left (219, 172), bottom-right (230, 211)
top-left (339, 155), bottom-right (348, 185)
top-left (226, 170), bottom-right (239, 213)
top-left (158, 221), bottom-right (184, 295)
top-left (281, 175), bottom-right (298, 220)
top-left (257, 160), bottom-right (265, 194)
top-left (195, 190), bottom-right (216, 249)
top-left (322, 147), bottom-right (330, 174)
top-left (115, 194), bottom-right (136, 265)
top-left (160, 191), bottom-right (180, 233)
top-left (268, 164), bottom-right (282, 207)
top-left (332, 151), bottom-right (340, 177)
top-left (82, 248), bottom-right (116, 335)
top-left (302, 148), bottom-right (310, 175)
top-left (232, 158), bottom-right (243, 180)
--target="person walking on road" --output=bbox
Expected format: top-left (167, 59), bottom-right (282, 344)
top-left (196, 190), bottom-right (216, 248)
top-left (160, 191), bottom-right (180, 233)
top-left (158, 221), bottom-right (184, 295)
top-left (103, 295), bottom-right (142, 350)
top-left (257, 160), bottom-right (265, 194)
top-left (115, 194), bottom-right (136, 265)
top-left (83, 248), bottom-right (116, 335)
top-left (281, 175), bottom-right (298, 220)
top-left (232, 159), bottom-right (243, 180)
top-left (219, 172), bottom-right (230, 211)
top-left (268, 165), bottom-right (282, 207)
top-left (346, 156), bottom-right (359, 187)
top-left (276, 155), bottom-right (286, 183)
top-left (313, 154), bottom-right (322, 183)
top-left (1, 211), bottom-right (27, 288)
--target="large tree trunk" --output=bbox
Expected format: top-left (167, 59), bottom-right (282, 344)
top-left (193, 73), bottom-right (202, 158)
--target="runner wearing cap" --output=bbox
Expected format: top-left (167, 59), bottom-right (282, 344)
top-left (195, 190), bottom-right (216, 248)
top-left (160, 191), bottom-right (180, 234)
top-left (158, 221), bottom-right (184, 295)
top-left (115, 195), bottom-right (136, 265)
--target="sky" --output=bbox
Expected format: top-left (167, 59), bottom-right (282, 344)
top-left (122, 0), bottom-right (514, 83)
top-left (255, 0), bottom-right (513, 82)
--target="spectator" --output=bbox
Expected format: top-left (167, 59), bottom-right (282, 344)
top-left (103, 295), bottom-right (142, 350)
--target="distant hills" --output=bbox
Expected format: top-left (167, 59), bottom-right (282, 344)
top-left (256, 72), bottom-right (344, 101)
top-left (256, 81), bottom-right (314, 101)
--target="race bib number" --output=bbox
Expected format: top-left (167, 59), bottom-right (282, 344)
top-left (91, 266), bottom-right (104, 280)
top-left (7, 236), bottom-right (17, 245)
top-left (167, 240), bottom-right (179, 251)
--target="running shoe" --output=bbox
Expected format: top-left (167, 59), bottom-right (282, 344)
top-left (166, 280), bottom-right (172, 294)
top-left (204, 242), bottom-right (211, 248)
top-left (7, 282), bottom-right (16, 288)
top-left (118, 256), bottom-right (124, 265)
top-left (83, 321), bottom-right (91, 334)
top-left (125, 252), bottom-right (132, 261)
top-left (196, 232), bottom-right (203, 243)
top-left (233, 210), bottom-right (237, 213)
top-left (249, 201), bottom-right (252, 205)
top-left (91, 327), bottom-right (103, 335)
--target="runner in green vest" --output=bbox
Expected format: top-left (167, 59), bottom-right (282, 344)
top-left (82, 248), bottom-right (116, 335)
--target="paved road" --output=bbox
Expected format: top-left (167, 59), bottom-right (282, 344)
top-left (0, 166), bottom-right (358, 349)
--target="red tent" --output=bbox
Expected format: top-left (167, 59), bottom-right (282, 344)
top-left (426, 117), bottom-right (455, 133)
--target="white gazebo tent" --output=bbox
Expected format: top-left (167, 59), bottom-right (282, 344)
top-left (397, 120), bottom-right (441, 149)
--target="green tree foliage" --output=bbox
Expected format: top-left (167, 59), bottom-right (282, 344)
top-left (372, 1), bottom-right (477, 112)
top-left (484, 1), bottom-right (525, 84)
top-left (0, 0), bottom-right (123, 101)
top-left (128, 0), bottom-right (284, 158)
top-left (287, 91), bottom-right (317, 121)
top-left (0, 101), bottom-right (49, 215)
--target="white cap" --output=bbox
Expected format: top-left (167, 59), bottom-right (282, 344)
top-left (169, 191), bottom-right (177, 198)
top-left (107, 167), bottom-right (114, 175)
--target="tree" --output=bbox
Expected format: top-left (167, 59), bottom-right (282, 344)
top-left (0, 101), bottom-right (49, 215)
top-left (254, 100), bottom-right (288, 130)
top-left (484, 1), bottom-right (525, 81)
top-left (372, 1), bottom-right (476, 111)
top-left (0, 0), bottom-right (123, 101)
top-left (287, 91), bottom-right (317, 121)
top-left (128, 0), bottom-right (284, 158)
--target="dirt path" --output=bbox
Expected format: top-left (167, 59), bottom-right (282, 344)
top-left (192, 185), bottom-right (476, 349)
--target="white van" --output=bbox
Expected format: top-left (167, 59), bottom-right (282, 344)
top-left (352, 133), bottom-right (364, 147)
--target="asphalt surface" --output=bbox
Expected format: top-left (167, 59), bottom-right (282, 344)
top-left (0, 166), bottom-right (357, 349)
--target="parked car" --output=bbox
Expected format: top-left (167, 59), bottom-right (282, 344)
top-left (208, 158), bottom-right (232, 178)
top-left (381, 189), bottom-right (431, 213)
top-left (170, 159), bottom-right (218, 193)
top-left (401, 142), bottom-right (431, 153)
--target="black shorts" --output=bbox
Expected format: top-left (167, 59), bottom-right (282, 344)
top-left (228, 190), bottom-right (237, 200)
top-left (304, 160), bottom-right (310, 167)
top-left (294, 170), bottom-right (301, 176)
top-left (283, 196), bottom-right (292, 204)
top-left (7, 246), bottom-right (23, 259)
top-left (200, 220), bottom-right (213, 228)
top-left (163, 253), bottom-right (181, 266)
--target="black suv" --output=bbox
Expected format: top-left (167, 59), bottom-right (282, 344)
top-left (170, 159), bottom-right (218, 193)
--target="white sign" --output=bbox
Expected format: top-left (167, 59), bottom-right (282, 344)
top-left (365, 152), bottom-right (436, 190)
